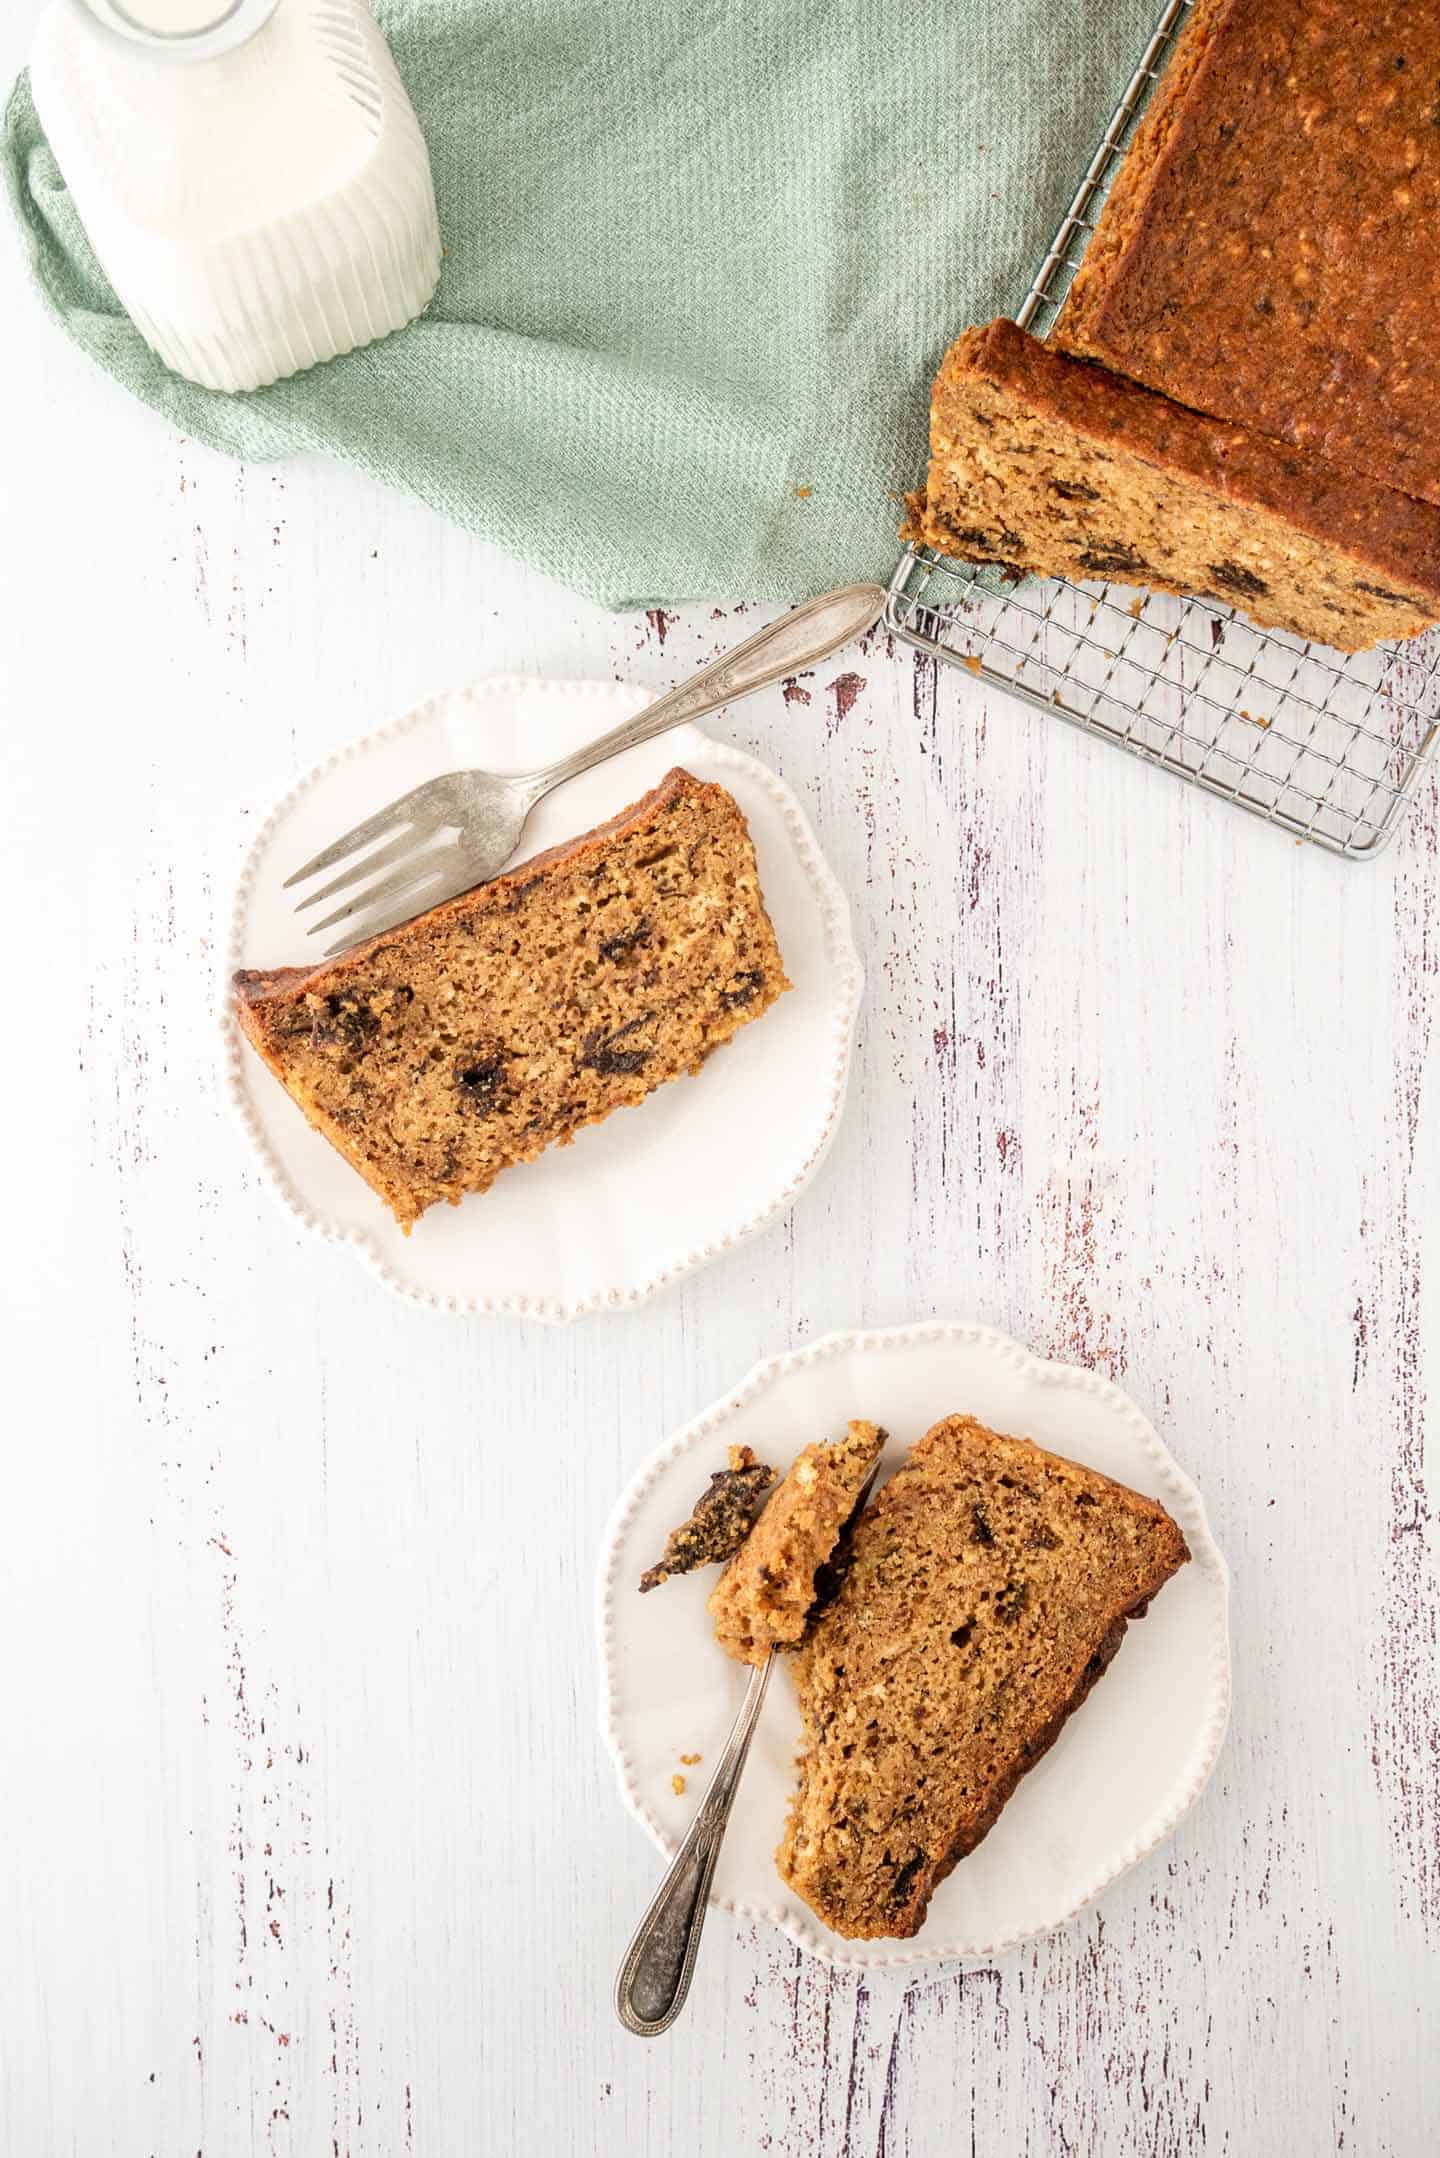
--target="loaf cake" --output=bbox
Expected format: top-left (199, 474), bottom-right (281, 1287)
top-left (709, 1421), bottom-right (885, 1665)
top-left (776, 1414), bottom-right (1188, 1940)
top-left (904, 319), bottom-right (1440, 651)
top-left (1058, 0), bottom-right (1440, 506)
top-left (640, 1446), bottom-right (776, 1593)
top-left (233, 769), bottom-right (789, 1229)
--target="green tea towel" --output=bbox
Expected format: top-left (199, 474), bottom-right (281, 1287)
top-left (2, 0), bottom-right (1154, 608)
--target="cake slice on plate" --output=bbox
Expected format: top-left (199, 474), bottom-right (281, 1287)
top-left (233, 768), bottom-right (789, 1230)
top-left (777, 1413), bottom-right (1189, 1940)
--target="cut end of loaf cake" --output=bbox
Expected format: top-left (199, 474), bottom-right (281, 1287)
top-left (708, 1421), bottom-right (886, 1665)
top-left (904, 318), bottom-right (1440, 652)
top-left (233, 769), bottom-right (789, 1229)
top-left (776, 1414), bottom-right (1189, 1940)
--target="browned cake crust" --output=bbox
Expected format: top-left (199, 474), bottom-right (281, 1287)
top-left (1059, 0), bottom-right (1440, 504)
top-left (777, 1415), bottom-right (1189, 1940)
top-left (708, 1421), bottom-right (885, 1664)
top-left (904, 319), bottom-right (1440, 650)
top-left (233, 769), bottom-right (789, 1229)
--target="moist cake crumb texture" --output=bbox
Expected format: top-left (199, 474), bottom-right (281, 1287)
top-left (233, 770), bottom-right (789, 1230)
top-left (777, 1414), bottom-right (1189, 1940)
top-left (904, 320), bottom-right (1440, 653)
top-left (709, 1420), bottom-right (885, 1665)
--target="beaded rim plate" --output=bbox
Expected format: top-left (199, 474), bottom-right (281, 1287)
top-left (598, 1321), bottom-right (1231, 1968)
top-left (222, 677), bottom-right (863, 1320)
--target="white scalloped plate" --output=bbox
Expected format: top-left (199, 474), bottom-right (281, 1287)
top-left (222, 678), bottom-right (863, 1319)
top-left (598, 1321), bottom-right (1230, 1967)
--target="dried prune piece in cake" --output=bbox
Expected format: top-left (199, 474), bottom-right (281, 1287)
top-left (1207, 561), bottom-right (1269, 601)
top-left (1077, 542), bottom-right (1151, 579)
top-left (580, 1012), bottom-right (657, 1077)
top-left (598, 919), bottom-right (652, 966)
top-left (777, 1415), bottom-right (1189, 1940)
top-left (306, 991), bottom-right (381, 1055)
top-left (708, 1421), bottom-right (885, 1664)
top-left (232, 770), bottom-right (790, 1228)
top-left (453, 1049), bottom-right (511, 1116)
top-left (903, 319), bottom-right (1440, 651)
top-left (719, 969), bottom-right (765, 1008)
top-left (639, 1447), bottom-right (776, 1593)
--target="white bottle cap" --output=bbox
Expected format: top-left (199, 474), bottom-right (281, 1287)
top-left (71, 0), bottom-right (279, 60)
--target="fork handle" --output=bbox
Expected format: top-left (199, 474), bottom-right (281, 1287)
top-left (613, 1650), bottom-right (774, 2038)
top-left (516, 583), bottom-right (885, 804)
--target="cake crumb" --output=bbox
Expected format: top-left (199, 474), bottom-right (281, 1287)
top-left (671, 1774), bottom-right (687, 1797)
top-left (679, 1753), bottom-right (702, 1766)
top-left (962, 654), bottom-right (983, 674)
top-left (1127, 594), bottom-right (1145, 618)
top-left (794, 486), bottom-right (813, 499)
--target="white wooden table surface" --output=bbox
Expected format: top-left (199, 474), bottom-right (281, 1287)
top-left (3, 14), bottom-right (1438, 2151)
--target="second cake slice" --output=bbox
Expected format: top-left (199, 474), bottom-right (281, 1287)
top-left (777, 1414), bottom-right (1189, 1939)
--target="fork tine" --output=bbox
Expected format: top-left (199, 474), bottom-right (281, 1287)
top-left (323, 892), bottom-right (447, 957)
top-left (320, 856), bottom-right (472, 956)
top-left (294, 827), bottom-right (430, 912)
top-left (306, 842), bottom-right (470, 938)
top-left (282, 794), bottom-right (421, 890)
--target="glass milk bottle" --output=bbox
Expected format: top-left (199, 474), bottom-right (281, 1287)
top-left (30, 0), bottom-right (443, 392)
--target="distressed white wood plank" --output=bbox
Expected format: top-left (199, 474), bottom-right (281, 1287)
top-left (2, 4), bottom-right (1438, 2148)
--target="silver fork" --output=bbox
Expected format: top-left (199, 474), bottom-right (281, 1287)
top-left (285, 582), bottom-right (885, 955)
top-left (614, 1461), bottom-right (881, 2038)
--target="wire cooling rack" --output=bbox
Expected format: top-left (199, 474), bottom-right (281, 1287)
top-left (887, 0), bottom-right (1440, 857)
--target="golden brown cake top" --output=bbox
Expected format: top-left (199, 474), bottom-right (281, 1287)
top-left (1059, 0), bottom-right (1440, 503)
